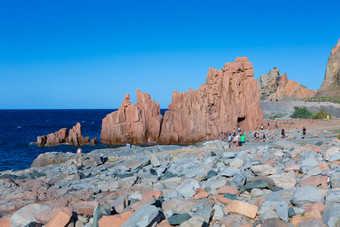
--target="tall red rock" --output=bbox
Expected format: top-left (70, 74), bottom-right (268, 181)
top-left (316, 38), bottom-right (340, 97)
top-left (66, 123), bottom-right (90, 146)
top-left (158, 57), bottom-right (264, 144)
top-left (100, 89), bottom-right (163, 144)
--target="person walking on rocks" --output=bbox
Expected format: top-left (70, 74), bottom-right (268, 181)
top-left (255, 132), bottom-right (260, 143)
top-left (262, 133), bottom-right (266, 143)
top-left (302, 127), bottom-right (306, 139)
top-left (261, 124), bottom-right (264, 130)
top-left (281, 128), bottom-right (285, 138)
top-left (228, 133), bottom-right (232, 148)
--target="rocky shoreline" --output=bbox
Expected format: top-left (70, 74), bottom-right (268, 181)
top-left (1, 120), bottom-right (340, 226)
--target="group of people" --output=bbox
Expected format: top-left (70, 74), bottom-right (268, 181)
top-left (219, 123), bottom-right (308, 148)
top-left (219, 128), bottom-right (246, 148)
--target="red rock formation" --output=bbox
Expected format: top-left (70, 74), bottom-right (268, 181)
top-left (37, 123), bottom-right (91, 146)
top-left (266, 73), bottom-right (316, 101)
top-left (90, 137), bottom-right (98, 145)
top-left (316, 38), bottom-right (340, 97)
top-left (100, 89), bottom-right (163, 144)
top-left (37, 128), bottom-right (68, 146)
top-left (258, 69), bottom-right (316, 101)
top-left (158, 57), bottom-right (264, 144)
top-left (66, 123), bottom-right (89, 146)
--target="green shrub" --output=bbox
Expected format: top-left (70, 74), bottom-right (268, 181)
top-left (312, 107), bottom-right (328, 119)
top-left (291, 106), bottom-right (313, 119)
top-left (338, 133), bottom-right (340, 140)
top-left (273, 114), bottom-right (280, 119)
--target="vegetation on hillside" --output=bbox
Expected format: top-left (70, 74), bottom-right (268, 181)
top-left (304, 96), bottom-right (340, 104)
top-left (290, 106), bottom-right (313, 119)
top-left (291, 106), bottom-right (332, 119)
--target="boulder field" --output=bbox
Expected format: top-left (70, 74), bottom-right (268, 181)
top-left (1, 124), bottom-right (340, 226)
top-left (101, 57), bottom-right (264, 145)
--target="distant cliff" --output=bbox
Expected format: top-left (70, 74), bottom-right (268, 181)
top-left (316, 38), bottom-right (340, 97)
top-left (257, 68), bottom-right (316, 101)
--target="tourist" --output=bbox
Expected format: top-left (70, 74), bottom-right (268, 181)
top-left (219, 131), bottom-right (222, 140)
top-left (238, 127), bottom-right (241, 133)
top-left (302, 126), bottom-right (306, 139)
top-left (228, 133), bottom-right (232, 148)
top-left (240, 133), bottom-right (246, 146)
top-left (126, 143), bottom-right (131, 149)
top-left (235, 134), bottom-right (240, 147)
top-left (233, 135), bottom-right (237, 147)
top-left (281, 128), bottom-right (285, 138)
top-left (256, 132), bottom-right (260, 143)
top-left (233, 128), bottom-right (236, 136)
top-left (77, 148), bottom-right (82, 154)
top-left (261, 124), bottom-right (264, 130)
top-left (262, 133), bottom-right (266, 143)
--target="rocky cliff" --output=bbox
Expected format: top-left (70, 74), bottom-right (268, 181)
top-left (101, 57), bottom-right (264, 145)
top-left (100, 89), bottom-right (163, 144)
top-left (37, 123), bottom-right (96, 146)
top-left (257, 68), bottom-right (316, 101)
top-left (316, 38), bottom-right (340, 97)
top-left (159, 57), bottom-right (264, 144)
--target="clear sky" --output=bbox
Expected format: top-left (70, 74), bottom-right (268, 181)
top-left (0, 0), bottom-right (339, 109)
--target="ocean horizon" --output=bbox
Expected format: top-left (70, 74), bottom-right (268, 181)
top-left (0, 109), bottom-right (168, 172)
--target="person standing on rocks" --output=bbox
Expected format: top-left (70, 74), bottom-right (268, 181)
top-left (240, 133), bottom-right (246, 146)
top-left (281, 128), bottom-right (285, 138)
top-left (302, 127), bottom-right (306, 139)
top-left (261, 124), bottom-right (264, 130)
top-left (262, 133), bottom-right (266, 143)
top-left (256, 132), bottom-right (260, 143)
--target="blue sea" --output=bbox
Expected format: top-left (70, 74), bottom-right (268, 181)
top-left (0, 109), bottom-right (167, 172)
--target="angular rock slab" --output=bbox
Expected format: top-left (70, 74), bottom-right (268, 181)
top-left (293, 185), bottom-right (324, 207)
top-left (122, 204), bottom-right (159, 227)
top-left (10, 203), bottom-right (51, 227)
top-left (228, 200), bottom-right (258, 219)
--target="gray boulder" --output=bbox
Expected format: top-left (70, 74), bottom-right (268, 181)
top-left (10, 203), bottom-right (51, 227)
top-left (293, 186), bottom-right (324, 206)
top-left (122, 204), bottom-right (159, 227)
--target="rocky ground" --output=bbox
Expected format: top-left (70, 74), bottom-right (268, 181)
top-left (0, 119), bottom-right (340, 227)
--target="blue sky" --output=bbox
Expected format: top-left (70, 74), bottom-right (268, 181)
top-left (0, 0), bottom-right (339, 109)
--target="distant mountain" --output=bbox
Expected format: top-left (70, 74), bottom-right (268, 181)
top-left (257, 68), bottom-right (316, 101)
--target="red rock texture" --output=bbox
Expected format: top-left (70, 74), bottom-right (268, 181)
top-left (316, 38), bottom-right (340, 97)
top-left (37, 123), bottom-right (93, 146)
top-left (100, 89), bottom-right (163, 144)
top-left (258, 69), bottom-right (316, 101)
top-left (101, 57), bottom-right (264, 145)
top-left (46, 207), bottom-right (72, 227)
top-left (159, 57), bottom-right (264, 144)
top-left (66, 123), bottom-right (89, 146)
top-left (37, 128), bottom-right (68, 146)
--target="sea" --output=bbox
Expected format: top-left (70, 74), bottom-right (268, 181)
top-left (0, 109), bottom-right (167, 172)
